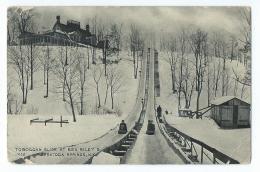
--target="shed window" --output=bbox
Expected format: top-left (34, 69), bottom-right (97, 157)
top-left (221, 106), bottom-right (233, 120)
top-left (238, 106), bottom-right (250, 120)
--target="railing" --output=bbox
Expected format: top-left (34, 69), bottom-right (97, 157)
top-left (163, 119), bottom-right (240, 164)
top-left (30, 116), bottom-right (69, 127)
top-left (154, 50), bottom-right (160, 97)
top-left (152, 49), bottom-right (239, 164)
top-left (18, 33), bottom-right (92, 48)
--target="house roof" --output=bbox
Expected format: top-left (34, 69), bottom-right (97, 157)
top-left (211, 96), bottom-right (250, 106)
top-left (53, 22), bottom-right (91, 37)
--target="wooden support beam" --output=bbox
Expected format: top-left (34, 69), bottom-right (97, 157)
top-left (44, 118), bottom-right (53, 126)
top-left (60, 116), bottom-right (62, 127)
top-left (201, 146), bottom-right (204, 164)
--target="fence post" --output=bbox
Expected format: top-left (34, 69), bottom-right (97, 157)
top-left (201, 146), bottom-right (203, 164)
top-left (60, 116), bottom-right (62, 127)
top-left (213, 153), bottom-right (216, 164)
top-left (190, 141), bottom-right (193, 156)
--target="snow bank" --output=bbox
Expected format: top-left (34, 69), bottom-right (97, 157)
top-left (8, 115), bottom-right (121, 162)
top-left (92, 152), bottom-right (120, 164)
top-left (165, 115), bottom-right (251, 163)
top-left (157, 51), bottom-right (251, 163)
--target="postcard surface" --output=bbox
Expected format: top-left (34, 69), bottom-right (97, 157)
top-left (7, 6), bottom-right (251, 164)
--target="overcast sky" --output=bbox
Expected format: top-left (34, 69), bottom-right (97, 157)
top-left (29, 6), bottom-right (249, 37)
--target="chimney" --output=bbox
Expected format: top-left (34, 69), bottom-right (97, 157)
top-left (56, 15), bottom-right (60, 24)
top-left (86, 24), bottom-right (89, 32)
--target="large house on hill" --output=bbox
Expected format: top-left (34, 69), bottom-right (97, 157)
top-left (18, 15), bottom-right (97, 46)
top-left (52, 15), bottom-right (96, 45)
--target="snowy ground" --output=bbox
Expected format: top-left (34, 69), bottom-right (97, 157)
top-left (156, 51), bottom-right (251, 163)
top-left (156, 52), bottom-right (250, 115)
top-left (7, 47), bottom-right (139, 117)
top-left (164, 115), bottom-right (251, 163)
top-left (125, 51), bottom-right (184, 164)
top-left (92, 152), bottom-right (120, 164)
top-left (7, 46), bottom-right (141, 162)
top-left (7, 115), bottom-right (122, 162)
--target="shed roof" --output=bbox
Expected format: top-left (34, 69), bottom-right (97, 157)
top-left (211, 96), bottom-right (250, 106)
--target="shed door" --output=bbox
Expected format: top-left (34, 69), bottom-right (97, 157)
top-left (233, 105), bottom-right (238, 127)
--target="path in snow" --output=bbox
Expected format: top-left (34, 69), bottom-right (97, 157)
top-left (125, 49), bottom-right (184, 164)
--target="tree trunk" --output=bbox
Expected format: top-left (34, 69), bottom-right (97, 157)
top-left (43, 64), bottom-right (46, 85)
top-left (96, 84), bottom-right (101, 108)
top-left (80, 87), bottom-right (84, 115)
top-left (20, 46), bottom-right (26, 104)
top-left (196, 91), bottom-right (201, 119)
top-left (92, 47), bottom-right (96, 64)
top-left (241, 84), bottom-right (245, 98)
top-left (234, 80), bottom-right (238, 96)
top-left (45, 45), bottom-right (50, 98)
top-left (63, 75), bottom-right (66, 101)
top-left (104, 84), bottom-right (109, 105)
top-left (65, 46), bottom-right (68, 65)
top-left (44, 69), bottom-right (49, 98)
top-left (30, 43), bottom-right (33, 90)
top-left (195, 55), bottom-right (198, 91)
top-left (111, 87), bottom-right (114, 109)
top-left (171, 67), bottom-right (176, 93)
top-left (69, 93), bottom-right (76, 122)
top-left (87, 46), bottom-right (90, 69)
top-left (178, 57), bottom-right (183, 108)
top-left (207, 65), bottom-right (210, 106)
top-left (136, 51), bottom-right (139, 78)
top-left (133, 48), bottom-right (136, 79)
top-left (24, 70), bottom-right (29, 104)
top-left (105, 47), bottom-right (107, 76)
top-left (7, 28), bottom-right (11, 45)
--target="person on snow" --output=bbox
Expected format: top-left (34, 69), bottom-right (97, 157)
top-left (118, 120), bottom-right (127, 134)
top-left (157, 105), bottom-right (162, 118)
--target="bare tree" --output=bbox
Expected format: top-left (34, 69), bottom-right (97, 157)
top-left (206, 56), bottom-right (211, 106)
top-left (76, 50), bottom-right (88, 115)
top-left (129, 24), bottom-right (144, 79)
top-left (15, 8), bottom-right (36, 34)
top-left (54, 47), bottom-right (79, 122)
top-left (7, 7), bottom-right (20, 45)
top-left (213, 58), bottom-right (221, 97)
top-left (177, 29), bottom-right (187, 107)
top-left (236, 8), bottom-right (251, 88)
top-left (238, 8), bottom-right (251, 49)
top-left (110, 23), bottom-right (123, 59)
top-left (229, 35), bottom-right (238, 61)
top-left (10, 8), bottom-right (39, 90)
top-left (181, 58), bottom-right (196, 109)
top-left (219, 39), bottom-right (228, 96)
top-left (165, 37), bottom-right (178, 95)
top-left (8, 46), bottom-right (31, 104)
top-left (39, 44), bottom-right (54, 98)
top-left (104, 72), bottom-right (110, 106)
top-left (189, 29), bottom-right (208, 118)
top-left (211, 32), bottom-right (222, 58)
top-left (89, 15), bottom-right (98, 64)
top-left (92, 65), bottom-right (103, 108)
top-left (7, 80), bottom-right (23, 114)
top-left (107, 66), bottom-right (124, 109)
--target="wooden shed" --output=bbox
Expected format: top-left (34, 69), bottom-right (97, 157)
top-left (211, 96), bottom-right (251, 128)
